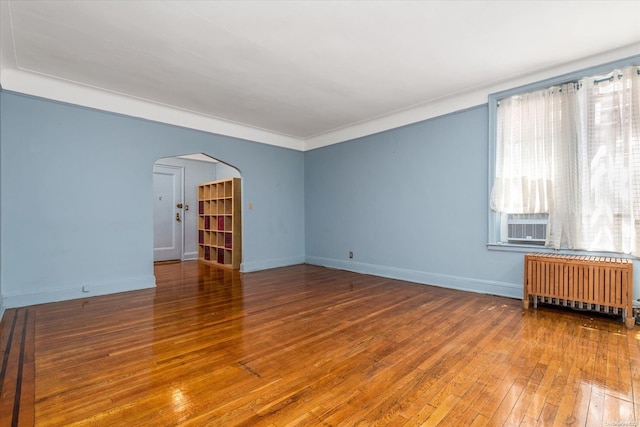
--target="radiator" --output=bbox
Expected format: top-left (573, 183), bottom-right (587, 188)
top-left (523, 253), bottom-right (634, 328)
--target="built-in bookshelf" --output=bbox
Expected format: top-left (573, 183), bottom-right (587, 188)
top-left (197, 177), bottom-right (241, 269)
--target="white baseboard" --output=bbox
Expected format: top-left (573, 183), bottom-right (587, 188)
top-left (2, 275), bottom-right (157, 309)
top-left (182, 251), bottom-right (198, 261)
top-left (241, 256), bottom-right (306, 272)
top-left (305, 256), bottom-right (521, 299)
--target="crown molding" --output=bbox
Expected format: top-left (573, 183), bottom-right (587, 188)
top-left (303, 42), bottom-right (640, 151)
top-left (0, 68), bottom-right (305, 151)
top-left (1, 38), bottom-right (638, 152)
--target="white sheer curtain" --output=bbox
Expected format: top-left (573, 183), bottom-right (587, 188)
top-left (491, 65), bottom-right (640, 255)
top-left (490, 83), bottom-right (578, 215)
top-left (545, 84), bottom-right (579, 250)
top-left (572, 66), bottom-right (640, 254)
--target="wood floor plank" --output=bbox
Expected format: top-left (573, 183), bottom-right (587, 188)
top-left (586, 389), bottom-right (606, 426)
top-left (1, 261), bottom-right (640, 425)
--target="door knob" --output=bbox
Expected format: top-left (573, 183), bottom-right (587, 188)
top-left (177, 203), bottom-right (183, 209)
top-left (176, 212), bottom-right (181, 222)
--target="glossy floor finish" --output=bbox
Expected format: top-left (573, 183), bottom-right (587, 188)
top-left (1, 262), bottom-right (640, 426)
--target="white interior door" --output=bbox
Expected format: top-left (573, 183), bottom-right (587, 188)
top-left (153, 164), bottom-right (184, 261)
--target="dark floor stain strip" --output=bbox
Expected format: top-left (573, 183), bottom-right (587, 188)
top-left (239, 360), bottom-right (261, 378)
top-left (0, 310), bottom-right (19, 393)
top-left (12, 309), bottom-right (29, 427)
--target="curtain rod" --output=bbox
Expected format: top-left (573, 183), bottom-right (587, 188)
top-left (498, 67), bottom-right (639, 103)
top-left (594, 74), bottom-right (621, 85)
top-left (594, 67), bottom-right (640, 85)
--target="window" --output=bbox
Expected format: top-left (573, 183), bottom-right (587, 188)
top-left (490, 64), bottom-right (640, 256)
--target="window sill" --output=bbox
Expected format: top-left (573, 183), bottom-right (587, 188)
top-left (486, 242), bottom-right (638, 260)
top-left (486, 242), bottom-right (555, 254)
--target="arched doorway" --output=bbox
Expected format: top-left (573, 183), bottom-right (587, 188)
top-left (153, 153), bottom-right (241, 263)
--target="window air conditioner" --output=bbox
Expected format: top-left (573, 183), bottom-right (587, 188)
top-left (507, 214), bottom-right (547, 244)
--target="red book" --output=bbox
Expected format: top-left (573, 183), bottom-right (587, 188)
top-left (204, 216), bottom-right (211, 230)
top-left (225, 233), bottom-right (232, 249)
top-left (217, 249), bottom-right (225, 264)
top-left (198, 230), bottom-right (204, 244)
top-left (198, 201), bottom-right (204, 214)
top-left (218, 216), bottom-right (224, 231)
top-left (204, 246), bottom-right (210, 261)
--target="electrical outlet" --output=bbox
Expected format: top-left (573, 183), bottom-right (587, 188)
top-left (349, 251), bottom-right (353, 259)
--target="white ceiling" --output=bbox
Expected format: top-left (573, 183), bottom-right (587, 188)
top-left (1, 1), bottom-right (640, 151)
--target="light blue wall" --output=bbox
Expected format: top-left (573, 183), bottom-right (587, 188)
top-left (305, 106), bottom-right (526, 298)
top-left (215, 161), bottom-right (242, 180)
top-left (0, 91), bottom-right (305, 307)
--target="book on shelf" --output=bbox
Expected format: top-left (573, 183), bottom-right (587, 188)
top-left (217, 248), bottom-right (225, 264)
top-left (204, 246), bottom-right (211, 261)
top-left (204, 216), bottom-right (210, 230)
top-left (218, 216), bottom-right (224, 231)
top-left (224, 233), bottom-right (232, 249)
top-left (198, 230), bottom-right (204, 244)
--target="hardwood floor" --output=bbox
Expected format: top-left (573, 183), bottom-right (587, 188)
top-left (1, 261), bottom-right (639, 426)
